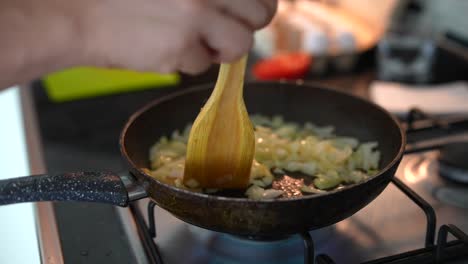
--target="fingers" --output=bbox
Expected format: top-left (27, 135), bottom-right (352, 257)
top-left (178, 41), bottom-right (213, 74)
top-left (201, 0), bottom-right (277, 63)
top-left (258, 0), bottom-right (279, 22)
top-left (86, 0), bottom-right (278, 74)
top-left (200, 8), bottom-right (253, 62)
top-left (212, 0), bottom-right (272, 29)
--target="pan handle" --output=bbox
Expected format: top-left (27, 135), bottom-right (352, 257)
top-left (0, 171), bottom-right (146, 207)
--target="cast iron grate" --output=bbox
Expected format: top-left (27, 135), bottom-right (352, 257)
top-left (129, 109), bottom-right (468, 264)
top-left (130, 177), bottom-right (468, 264)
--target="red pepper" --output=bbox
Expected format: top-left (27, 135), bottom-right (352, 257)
top-left (252, 52), bottom-right (312, 81)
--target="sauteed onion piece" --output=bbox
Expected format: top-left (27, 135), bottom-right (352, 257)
top-left (147, 115), bottom-right (380, 199)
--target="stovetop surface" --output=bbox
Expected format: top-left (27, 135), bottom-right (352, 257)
top-left (133, 150), bottom-right (468, 264)
top-left (32, 66), bottom-right (375, 263)
top-left (31, 53), bottom-right (468, 263)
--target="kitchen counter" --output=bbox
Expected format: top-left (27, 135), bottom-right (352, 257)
top-left (30, 58), bottom-right (376, 263)
top-left (1, 46), bottom-right (444, 263)
top-left (0, 87), bottom-right (40, 264)
top-left (8, 45), bottom-right (468, 263)
top-left (0, 50), bottom-right (376, 263)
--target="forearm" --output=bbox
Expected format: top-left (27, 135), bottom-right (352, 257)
top-left (0, 0), bottom-right (86, 90)
top-left (0, 0), bottom-right (278, 90)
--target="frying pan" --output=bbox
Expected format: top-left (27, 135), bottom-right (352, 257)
top-left (0, 81), bottom-right (404, 238)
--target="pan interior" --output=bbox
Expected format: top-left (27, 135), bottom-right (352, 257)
top-left (122, 82), bottom-right (403, 197)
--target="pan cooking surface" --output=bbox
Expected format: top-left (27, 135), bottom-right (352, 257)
top-left (204, 172), bottom-right (350, 199)
top-left (144, 113), bottom-right (383, 200)
top-left (121, 82), bottom-right (404, 235)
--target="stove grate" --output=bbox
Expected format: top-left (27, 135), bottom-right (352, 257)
top-left (130, 176), bottom-right (468, 264)
top-left (130, 109), bottom-right (468, 264)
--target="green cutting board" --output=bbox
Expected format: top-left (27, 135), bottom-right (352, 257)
top-left (43, 67), bottom-right (180, 102)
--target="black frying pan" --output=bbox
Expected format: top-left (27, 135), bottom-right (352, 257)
top-left (0, 81), bottom-right (405, 238)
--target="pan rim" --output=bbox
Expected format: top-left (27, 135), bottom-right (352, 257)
top-left (120, 80), bottom-right (406, 204)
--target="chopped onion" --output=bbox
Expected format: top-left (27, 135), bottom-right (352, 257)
top-left (245, 185), bottom-right (284, 200)
top-left (185, 179), bottom-right (200, 188)
top-left (148, 114), bottom-right (381, 199)
top-left (273, 168), bottom-right (285, 174)
top-left (300, 184), bottom-right (326, 194)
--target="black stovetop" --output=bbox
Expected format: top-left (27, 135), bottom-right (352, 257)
top-left (30, 47), bottom-right (468, 263)
top-left (31, 66), bottom-right (377, 264)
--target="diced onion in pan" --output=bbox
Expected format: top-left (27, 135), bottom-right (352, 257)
top-left (147, 115), bottom-right (381, 200)
top-left (246, 185), bottom-right (284, 200)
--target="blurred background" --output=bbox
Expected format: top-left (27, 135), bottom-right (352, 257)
top-left (41, 0), bottom-right (468, 102)
top-left (2, 0), bottom-right (468, 263)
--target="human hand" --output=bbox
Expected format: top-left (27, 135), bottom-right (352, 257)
top-left (79, 0), bottom-right (278, 74)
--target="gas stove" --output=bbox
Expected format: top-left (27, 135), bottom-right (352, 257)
top-left (126, 109), bottom-right (468, 264)
top-left (27, 78), bottom-right (468, 264)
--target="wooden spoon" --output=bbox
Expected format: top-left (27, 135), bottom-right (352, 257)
top-left (183, 55), bottom-right (255, 189)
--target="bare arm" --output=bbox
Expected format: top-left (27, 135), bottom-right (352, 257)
top-left (0, 0), bottom-right (277, 91)
top-left (0, 0), bottom-right (86, 89)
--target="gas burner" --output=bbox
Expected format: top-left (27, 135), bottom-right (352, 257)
top-left (402, 152), bottom-right (468, 210)
top-left (438, 143), bottom-right (468, 184)
top-left (186, 224), bottom-right (332, 264)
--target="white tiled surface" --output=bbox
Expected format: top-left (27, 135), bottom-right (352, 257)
top-left (370, 81), bottom-right (468, 115)
top-left (0, 87), bottom-right (40, 264)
